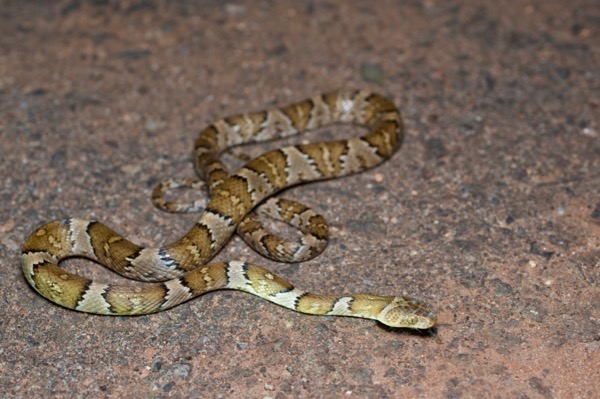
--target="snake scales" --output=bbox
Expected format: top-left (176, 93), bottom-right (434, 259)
top-left (21, 89), bottom-right (437, 329)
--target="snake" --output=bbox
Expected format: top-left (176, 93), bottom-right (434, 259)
top-left (21, 89), bottom-right (437, 329)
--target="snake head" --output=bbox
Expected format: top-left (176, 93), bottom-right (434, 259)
top-left (377, 296), bottom-right (437, 329)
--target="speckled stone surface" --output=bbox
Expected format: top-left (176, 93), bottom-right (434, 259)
top-left (1, 1), bottom-right (598, 398)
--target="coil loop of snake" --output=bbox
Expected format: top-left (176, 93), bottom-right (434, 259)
top-left (21, 89), bottom-right (437, 329)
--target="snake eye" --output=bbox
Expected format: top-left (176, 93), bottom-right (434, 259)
top-left (406, 315), bottom-right (418, 326)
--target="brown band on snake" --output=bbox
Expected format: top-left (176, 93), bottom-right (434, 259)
top-left (21, 89), bottom-right (437, 329)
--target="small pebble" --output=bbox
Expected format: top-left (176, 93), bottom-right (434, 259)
top-left (360, 62), bottom-right (385, 84)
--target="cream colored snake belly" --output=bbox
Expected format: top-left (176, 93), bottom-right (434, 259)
top-left (21, 89), bottom-right (437, 329)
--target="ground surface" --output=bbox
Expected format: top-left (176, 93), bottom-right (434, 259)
top-left (1, 1), bottom-right (599, 398)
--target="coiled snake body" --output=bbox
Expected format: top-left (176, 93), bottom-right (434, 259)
top-left (21, 90), bottom-right (437, 329)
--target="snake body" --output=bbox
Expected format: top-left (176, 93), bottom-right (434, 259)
top-left (21, 90), bottom-right (437, 329)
